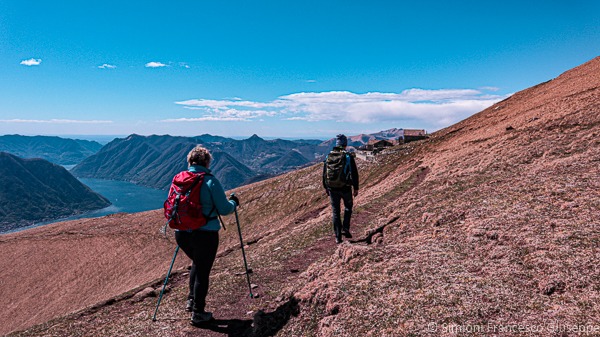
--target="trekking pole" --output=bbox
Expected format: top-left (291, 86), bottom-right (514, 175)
top-left (232, 194), bottom-right (254, 298)
top-left (152, 245), bottom-right (180, 322)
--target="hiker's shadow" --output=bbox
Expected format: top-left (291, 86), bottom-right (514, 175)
top-left (199, 297), bottom-right (300, 337)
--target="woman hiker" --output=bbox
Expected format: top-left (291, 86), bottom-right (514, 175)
top-left (174, 145), bottom-right (239, 326)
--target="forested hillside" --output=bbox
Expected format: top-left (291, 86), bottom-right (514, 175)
top-left (0, 152), bottom-right (110, 232)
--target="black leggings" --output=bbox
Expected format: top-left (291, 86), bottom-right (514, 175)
top-left (175, 230), bottom-right (219, 313)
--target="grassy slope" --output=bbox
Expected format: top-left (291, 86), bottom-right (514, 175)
top-left (4, 153), bottom-right (352, 336)
top-left (280, 57), bottom-right (600, 336)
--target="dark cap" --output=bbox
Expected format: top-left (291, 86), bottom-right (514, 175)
top-left (335, 134), bottom-right (347, 147)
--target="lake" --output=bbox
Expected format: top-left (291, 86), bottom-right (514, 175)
top-left (77, 178), bottom-right (168, 216)
top-left (4, 178), bottom-right (167, 234)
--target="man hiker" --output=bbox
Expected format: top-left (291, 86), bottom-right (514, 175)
top-left (172, 145), bottom-right (239, 326)
top-left (323, 134), bottom-right (359, 244)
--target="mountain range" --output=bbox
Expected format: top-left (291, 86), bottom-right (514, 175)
top-left (0, 131), bottom-right (403, 193)
top-left (0, 134), bottom-right (102, 165)
top-left (0, 152), bottom-right (111, 232)
top-left (70, 130), bottom-right (405, 190)
top-left (0, 130), bottom-right (402, 226)
top-left (5, 57), bottom-right (599, 336)
top-left (69, 134), bottom-right (287, 190)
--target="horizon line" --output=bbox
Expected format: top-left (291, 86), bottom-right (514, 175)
top-left (0, 128), bottom-right (417, 141)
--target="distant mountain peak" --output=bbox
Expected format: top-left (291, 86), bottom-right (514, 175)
top-left (125, 134), bottom-right (141, 141)
top-left (248, 134), bottom-right (264, 141)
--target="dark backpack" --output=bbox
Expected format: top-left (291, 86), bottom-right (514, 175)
top-left (325, 150), bottom-right (352, 188)
top-left (163, 171), bottom-right (210, 231)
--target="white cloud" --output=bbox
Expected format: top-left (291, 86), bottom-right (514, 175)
top-left (479, 86), bottom-right (500, 92)
top-left (163, 108), bottom-right (277, 122)
top-left (145, 62), bottom-right (168, 68)
top-left (0, 119), bottom-right (113, 124)
top-left (176, 98), bottom-right (284, 110)
top-left (179, 62), bottom-right (190, 69)
top-left (305, 79), bottom-right (317, 83)
top-left (20, 58), bottom-right (42, 66)
top-left (275, 90), bottom-right (503, 126)
top-left (173, 88), bottom-right (509, 128)
top-left (98, 64), bottom-right (117, 69)
top-left (163, 117), bottom-right (251, 122)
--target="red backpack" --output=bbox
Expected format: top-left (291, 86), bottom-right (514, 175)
top-left (163, 171), bottom-right (210, 231)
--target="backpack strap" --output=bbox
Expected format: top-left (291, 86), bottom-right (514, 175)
top-left (185, 173), bottom-right (203, 196)
top-left (208, 190), bottom-right (226, 231)
top-left (344, 153), bottom-right (352, 181)
top-left (202, 173), bottom-right (226, 231)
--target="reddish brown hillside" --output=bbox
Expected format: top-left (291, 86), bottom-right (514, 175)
top-left (280, 56), bottom-right (600, 336)
top-left (0, 212), bottom-right (188, 335)
top-left (3, 56), bottom-right (600, 337)
top-left (2, 155), bottom-right (351, 336)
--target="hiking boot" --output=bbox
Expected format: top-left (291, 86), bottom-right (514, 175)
top-left (191, 311), bottom-right (214, 326)
top-left (186, 298), bottom-right (194, 312)
top-left (342, 230), bottom-right (352, 238)
top-left (335, 237), bottom-right (343, 244)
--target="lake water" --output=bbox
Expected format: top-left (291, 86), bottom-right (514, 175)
top-left (4, 178), bottom-right (167, 234)
top-left (76, 178), bottom-right (167, 216)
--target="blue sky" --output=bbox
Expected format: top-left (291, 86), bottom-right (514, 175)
top-left (0, 1), bottom-right (598, 139)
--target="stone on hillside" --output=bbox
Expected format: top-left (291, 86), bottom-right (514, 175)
top-left (337, 244), bottom-right (370, 264)
top-left (325, 302), bottom-right (340, 316)
top-left (540, 279), bottom-right (566, 296)
top-left (371, 232), bottom-right (384, 245)
top-left (560, 202), bottom-right (579, 210)
top-left (421, 212), bottom-right (441, 227)
top-left (132, 287), bottom-right (156, 302)
top-left (471, 228), bottom-right (487, 237)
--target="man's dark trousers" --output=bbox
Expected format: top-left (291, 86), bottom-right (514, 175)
top-left (329, 189), bottom-right (353, 240)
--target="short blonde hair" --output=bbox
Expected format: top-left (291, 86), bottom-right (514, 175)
top-left (187, 145), bottom-right (212, 167)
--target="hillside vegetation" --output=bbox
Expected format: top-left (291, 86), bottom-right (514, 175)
top-left (0, 152), bottom-right (111, 232)
top-left (3, 56), bottom-right (599, 336)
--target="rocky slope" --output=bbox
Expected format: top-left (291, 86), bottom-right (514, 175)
top-left (0, 135), bottom-right (102, 165)
top-left (3, 56), bottom-right (599, 336)
top-left (0, 152), bottom-right (111, 232)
